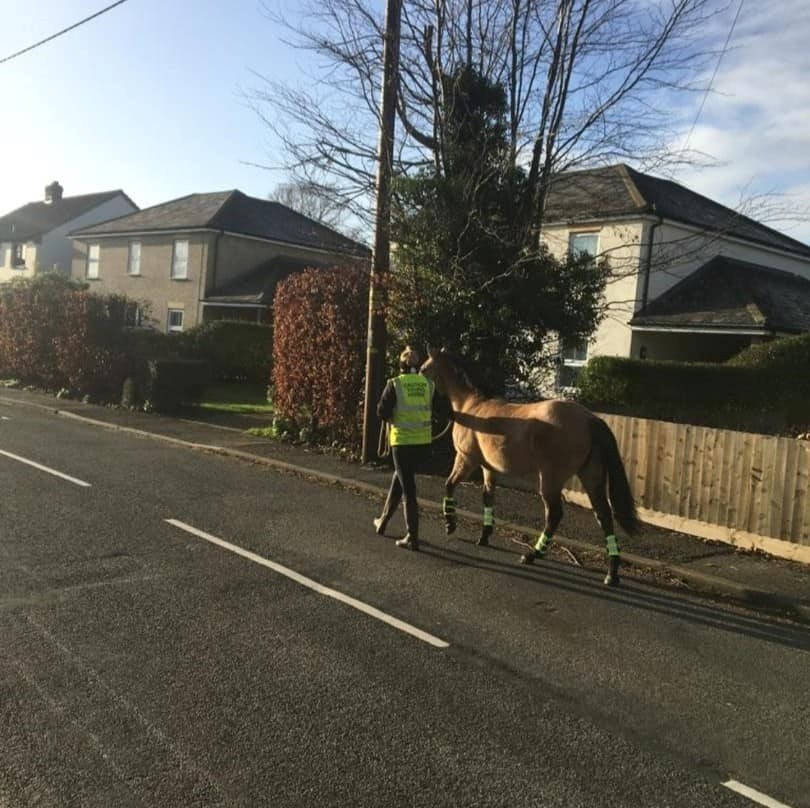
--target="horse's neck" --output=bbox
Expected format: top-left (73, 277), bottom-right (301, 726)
top-left (444, 377), bottom-right (481, 412)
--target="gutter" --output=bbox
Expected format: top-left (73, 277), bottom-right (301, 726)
top-left (69, 227), bottom-right (369, 259)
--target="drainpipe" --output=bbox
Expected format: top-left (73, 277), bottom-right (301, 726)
top-left (641, 210), bottom-right (663, 310)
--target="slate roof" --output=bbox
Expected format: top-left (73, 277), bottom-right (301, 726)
top-left (544, 164), bottom-right (810, 259)
top-left (205, 255), bottom-right (331, 306)
top-left (0, 190), bottom-right (133, 242)
top-left (630, 256), bottom-right (810, 333)
top-left (73, 190), bottom-right (370, 258)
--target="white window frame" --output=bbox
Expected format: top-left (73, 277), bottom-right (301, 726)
top-left (569, 231), bottom-right (599, 262)
top-left (167, 309), bottom-right (184, 333)
top-left (126, 302), bottom-right (145, 328)
top-left (87, 244), bottom-right (100, 279)
top-left (558, 337), bottom-right (589, 390)
top-left (12, 242), bottom-right (26, 267)
top-left (557, 231), bottom-right (600, 390)
top-left (171, 239), bottom-right (189, 280)
top-left (128, 241), bottom-right (141, 276)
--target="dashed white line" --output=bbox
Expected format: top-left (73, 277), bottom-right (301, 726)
top-left (0, 449), bottom-right (91, 487)
top-left (722, 780), bottom-right (793, 808)
top-left (165, 518), bottom-right (449, 649)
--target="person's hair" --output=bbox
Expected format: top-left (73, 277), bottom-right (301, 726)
top-left (399, 345), bottom-right (421, 373)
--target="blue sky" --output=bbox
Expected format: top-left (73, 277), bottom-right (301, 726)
top-left (0, 0), bottom-right (303, 212)
top-left (1, 0), bottom-right (809, 244)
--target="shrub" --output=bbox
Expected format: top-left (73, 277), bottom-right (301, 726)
top-left (0, 276), bottom-right (139, 399)
top-left (727, 333), bottom-right (810, 370)
top-left (577, 355), bottom-right (809, 434)
top-left (143, 359), bottom-right (209, 412)
top-left (0, 274), bottom-right (80, 385)
top-left (273, 265), bottom-right (368, 447)
top-left (180, 320), bottom-right (273, 383)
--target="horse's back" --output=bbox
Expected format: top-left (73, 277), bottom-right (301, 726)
top-left (455, 396), bottom-right (593, 477)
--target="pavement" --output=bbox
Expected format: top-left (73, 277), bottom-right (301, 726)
top-left (1, 384), bottom-right (808, 625)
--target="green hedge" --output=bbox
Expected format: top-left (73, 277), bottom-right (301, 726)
top-left (143, 359), bottom-right (209, 413)
top-left (727, 333), bottom-right (810, 370)
top-left (577, 355), bottom-right (809, 434)
top-left (179, 320), bottom-right (273, 384)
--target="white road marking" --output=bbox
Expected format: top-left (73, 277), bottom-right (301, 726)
top-left (722, 780), bottom-right (793, 808)
top-left (165, 518), bottom-right (450, 649)
top-left (0, 449), bottom-right (91, 487)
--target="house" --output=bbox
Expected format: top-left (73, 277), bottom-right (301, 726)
top-left (0, 182), bottom-right (137, 281)
top-left (540, 164), bottom-right (810, 387)
top-left (70, 190), bottom-right (370, 333)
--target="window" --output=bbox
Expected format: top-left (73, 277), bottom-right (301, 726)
top-left (87, 244), bottom-right (100, 279)
top-left (559, 337), bottom-right (589, 388)
top-left (569, 232), bottom-right (599, 261)
top-left (12, 242), bottom-right (26, 267)
top-left (167, 309), bottom-right (184, 332)
top-left (128, 241), bottom-right (141, 276)
top-left (561, 338), bottom-right (588, 363)
top-left (125, 302), bottom-right (145, 328)
top-left (171, 239), bottom-right (189, 279)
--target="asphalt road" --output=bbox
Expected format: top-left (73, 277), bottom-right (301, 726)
top-left (1, 403), bottom-right (808, 808)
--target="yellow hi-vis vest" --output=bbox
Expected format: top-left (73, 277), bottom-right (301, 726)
top-left (389, 372), bottom-right (434, 446)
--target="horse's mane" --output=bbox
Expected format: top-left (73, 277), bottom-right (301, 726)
top-left (439, 351), bottom-right (548, 402)
top-left (439, 352), bottom-right (488, 397)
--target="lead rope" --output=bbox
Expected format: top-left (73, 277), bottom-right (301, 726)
top-left (377, 417), bottom-right (453, 458)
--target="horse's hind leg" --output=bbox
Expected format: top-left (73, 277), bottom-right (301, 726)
top-left (479, 468), bottom-right (495, 546)
top-left (520, 480), bottom-right (563, 565)
top-left (579, 459), bottom-right (621, 586)
top-left (443, 453), bottom-right (475, 535)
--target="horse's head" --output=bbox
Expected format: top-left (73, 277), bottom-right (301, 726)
top-left (419, 345), bottom-right (441, 387)
top-left (420, 346), bottom-right (460, 397)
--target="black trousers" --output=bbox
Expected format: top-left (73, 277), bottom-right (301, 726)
top-left (380, 444), bottom-right (429, 538)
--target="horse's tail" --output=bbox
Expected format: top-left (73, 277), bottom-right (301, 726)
top-left (590, 416), bottom-right (638, 535)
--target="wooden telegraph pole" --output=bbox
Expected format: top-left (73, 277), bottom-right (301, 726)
top-left (361, 0), bottom-right (402, 464)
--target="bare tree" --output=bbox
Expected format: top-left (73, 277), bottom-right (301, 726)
top-left (269, 180), bottom-right (351, 231)
top-left (252, 0), bottom-right (726, 231)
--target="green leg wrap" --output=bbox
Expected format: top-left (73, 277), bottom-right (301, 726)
top-left (442, 497), bottom-right (456, 517)
top-left (483, 506), bottom-right (494, 527)
top-left (605, 534), bottom-right (620, 557)
top-left (533, 532), bottom-right (552, 556)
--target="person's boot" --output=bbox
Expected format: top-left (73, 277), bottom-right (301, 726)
top-left (372, 517), bottom-right (387, 536)
top-left (604, 555), bottom-right (621, 587)
top-left (395, 534), bottom-right (419, 551)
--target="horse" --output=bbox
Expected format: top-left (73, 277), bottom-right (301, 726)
top-left (419, 348), bottom-right (637, 586)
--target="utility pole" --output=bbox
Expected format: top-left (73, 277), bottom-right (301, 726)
top-left (360, 0), bottom-right (402, 464)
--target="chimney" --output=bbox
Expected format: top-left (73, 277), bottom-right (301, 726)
top-left (45, 181), bottom-right (63, 204)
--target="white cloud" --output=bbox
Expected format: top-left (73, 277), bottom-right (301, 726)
top-left (670, 0), bottom-right (810, 243)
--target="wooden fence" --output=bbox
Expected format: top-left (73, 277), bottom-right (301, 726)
top-left (563, 414), bottom-right (810, 563)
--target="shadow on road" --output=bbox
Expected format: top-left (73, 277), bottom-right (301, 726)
top-left (417, 538), bottom-right (810, 653)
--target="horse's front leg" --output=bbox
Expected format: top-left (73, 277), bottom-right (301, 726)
top-left (479, 468), bottom-right (496, 546)
top-left (443, 453), bottom-right (475, 535)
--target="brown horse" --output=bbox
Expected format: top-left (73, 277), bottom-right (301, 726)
top-left (419, 349), bottom-right (637, 586)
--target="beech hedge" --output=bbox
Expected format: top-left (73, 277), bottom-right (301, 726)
top-left (0, 275), bottom-right (135, 401)
top-left (272, 265), bottom-right (368, 447)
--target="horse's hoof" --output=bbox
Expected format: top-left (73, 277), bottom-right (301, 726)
top-left (445, 521), bottom-right (456, 536)
top-left (520, 552), bottom-right (535, 565)
top-left (477, 535), bottom-right (489, 547)
top-left (604, 573), bottom-right (620, 587)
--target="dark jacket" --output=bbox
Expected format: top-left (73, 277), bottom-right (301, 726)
top-left (376, 378), bottom-right (399, 422)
